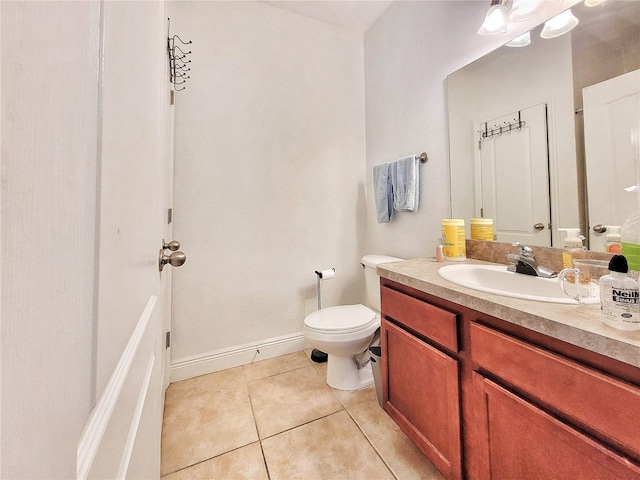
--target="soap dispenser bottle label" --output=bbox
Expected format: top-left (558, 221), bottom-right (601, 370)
top-left (601, 285), bottom-right (639, 328)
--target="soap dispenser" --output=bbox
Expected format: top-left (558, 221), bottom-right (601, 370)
top-left (599, 254), bottom-right (640, 331)
top-left (559, 228), bottom-right (586, 270)
top-left (604, 226), bottom-right (622, 253)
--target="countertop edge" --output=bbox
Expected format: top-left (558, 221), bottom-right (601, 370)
top-left (378, 258), bottom-right (640, 369)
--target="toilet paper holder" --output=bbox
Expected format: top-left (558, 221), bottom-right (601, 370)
top-left (314, 268), bottom-right (335, 309)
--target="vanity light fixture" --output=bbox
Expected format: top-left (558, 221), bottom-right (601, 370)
top-left (478, 0), bottom-right (510, 35)
top-left (510, 0), bottom-right (542, 22)
top-left (540, 8), bottom-right (579, 39)
top-left (506, 31), bottom-right (531, 47)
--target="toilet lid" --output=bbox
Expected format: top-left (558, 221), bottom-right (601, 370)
top-left (304, 304), bottom-right (377, 334)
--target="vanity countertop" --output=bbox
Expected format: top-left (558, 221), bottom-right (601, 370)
top-left (378, 257), bottom-right (640, 369)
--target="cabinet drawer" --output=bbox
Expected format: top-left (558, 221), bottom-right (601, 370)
top-left (471, 322), bottom-right (640, 459)
top-left (381, 286), bottom-right (458, 352)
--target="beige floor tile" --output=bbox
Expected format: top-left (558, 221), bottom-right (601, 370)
top-left (161, 384), bottom-right (259, 476)
top-left (165, 366), bottom-right (246, 406)
top-left (348, 400), bottom-right (445, 480)
top-left (262, 410), bottom-right (395, 480)
top-left (161, 442), bottom-right (268, 480)
top-left (312, 359), bottom-right (328, 378)
top-left (332, 384), bottom-right (378, 409)
top-left (248, 365), bottom-right (343, 438)
top-left (305, 349), bottom-right (329, 377)
top-left (243, 351), bottom-right (311, 382)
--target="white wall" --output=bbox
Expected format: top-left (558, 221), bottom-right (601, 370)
top-left (170, 1), bottom-right (367, 377)
top-left (364, 0), bottom-right (576, 259)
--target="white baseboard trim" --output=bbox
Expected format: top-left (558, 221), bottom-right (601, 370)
top-left (170, 332), bottom-right (309, 382)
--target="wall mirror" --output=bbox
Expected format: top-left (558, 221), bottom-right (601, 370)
top-left (448, 0), bottom-right (639, 250)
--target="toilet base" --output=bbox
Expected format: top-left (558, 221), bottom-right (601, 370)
top-left (326, 354), bottom-right (374, 391)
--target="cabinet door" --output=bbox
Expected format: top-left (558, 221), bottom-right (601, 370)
top-left (470, 322), bottom-right (640, 459)
top-left (472, 373), bottom-right (640, 480)
top-left (382, 319), bottom-right (462, 480)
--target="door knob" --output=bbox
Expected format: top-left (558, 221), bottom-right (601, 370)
top-left (159, 239), bottom-right (186, 272)
top-left (159, 250), bottom-right (186, 271)
top-left (162, 239), bottom-right (181, 251)
top-left (533, 223), bottom-right (545, 230)
top-left (593, 224), bottom-right (607, 233)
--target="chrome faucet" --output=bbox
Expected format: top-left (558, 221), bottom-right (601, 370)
top-left (507, 244), bottom-right (557, 278)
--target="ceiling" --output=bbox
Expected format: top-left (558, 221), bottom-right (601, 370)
top-left (261, 1), bottom-right (394, 33)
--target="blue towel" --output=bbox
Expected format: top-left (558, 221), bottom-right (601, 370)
top-left (391, 155), bottom-right (419, 212)
top-left (373, 163), bottom-right (393, 223)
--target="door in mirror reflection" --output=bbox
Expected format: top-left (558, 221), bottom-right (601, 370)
top-left (584, 69), bottom-right (640, 252)
top-left (477, 103), bottom-right (551, 246)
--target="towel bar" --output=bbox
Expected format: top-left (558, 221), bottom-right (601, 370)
top-left (418, 152), bottom-right (428, 163)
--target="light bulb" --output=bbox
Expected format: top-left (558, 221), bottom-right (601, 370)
top-left (584, 0), bottom-right (607, 7)
top-left (506, 31), bottom-right (531, 47)
top-left (478, 1), bottom-right (510, 35)
top-left (510, 0), bottom-right (542, 22)
top-left (540, 9), bottom-right (579, 39)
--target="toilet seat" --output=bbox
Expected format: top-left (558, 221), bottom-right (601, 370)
top-left (304, 304), bottom-right (377, 334)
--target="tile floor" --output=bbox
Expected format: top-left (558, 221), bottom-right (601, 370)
top-left (161, 350), bottom-right (445, 480)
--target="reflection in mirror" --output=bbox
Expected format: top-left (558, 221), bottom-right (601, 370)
top-left (448, 0), bottom-right (640, 250)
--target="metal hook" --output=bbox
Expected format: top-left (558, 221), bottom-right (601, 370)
top-left (174, 45), bottom-right (192, 55)
top-left (172, 34), bottom-right (192, 45)
top-left (506, 121), bottom-right (513, 134)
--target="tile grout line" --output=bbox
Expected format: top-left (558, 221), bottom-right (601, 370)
top-left (344, 406), bottom-right (400, 480)
top-left (243, 363), bottom-right (272, 480)
top-left (247, 398), bottom-right (273, 480)
top-left (159, 440), bottom-right (264, 479)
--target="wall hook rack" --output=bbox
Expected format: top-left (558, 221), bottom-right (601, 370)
top-left (167, 18), bottom-right (193, 92)
top-left (478, 110), bottom-right (526, 141)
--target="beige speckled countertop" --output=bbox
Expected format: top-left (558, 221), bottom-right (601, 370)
top-left (378, 258), bottom-right (640, 369)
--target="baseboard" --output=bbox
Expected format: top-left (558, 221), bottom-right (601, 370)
top-left (170, 332), bottom-right (309, 382)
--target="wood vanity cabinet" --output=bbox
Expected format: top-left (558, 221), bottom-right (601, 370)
top-left (380, 278), bottom-right (640, 480)
top-left (380, 284), bottom-right (463, 480)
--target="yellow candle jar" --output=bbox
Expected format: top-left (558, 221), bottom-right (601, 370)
top-left (470, 218), bottom-right (494, 241)
top-left (442, 219), bottom-right (466, 261)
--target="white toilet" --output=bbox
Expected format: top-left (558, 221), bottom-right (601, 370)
top-left (303, 254), bottom-right (402, 391)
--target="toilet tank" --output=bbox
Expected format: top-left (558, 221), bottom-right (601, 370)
top-left (361, 255), bottom-right (402, 312)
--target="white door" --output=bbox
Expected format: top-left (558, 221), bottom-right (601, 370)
top-left (78, 5), bottom-right (178, 479)
top-left (476, 104), bottom-right (551, 246)
top-left (584, 69), bottom-right (640, 251)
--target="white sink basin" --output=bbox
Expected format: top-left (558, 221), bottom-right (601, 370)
top-left (438, 264), bottom-right (574, 304)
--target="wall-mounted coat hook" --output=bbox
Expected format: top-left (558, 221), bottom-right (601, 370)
top-left (167, 18), bottom-right (193, 92)
top-left (478, 110), bottom-right (526, 141)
